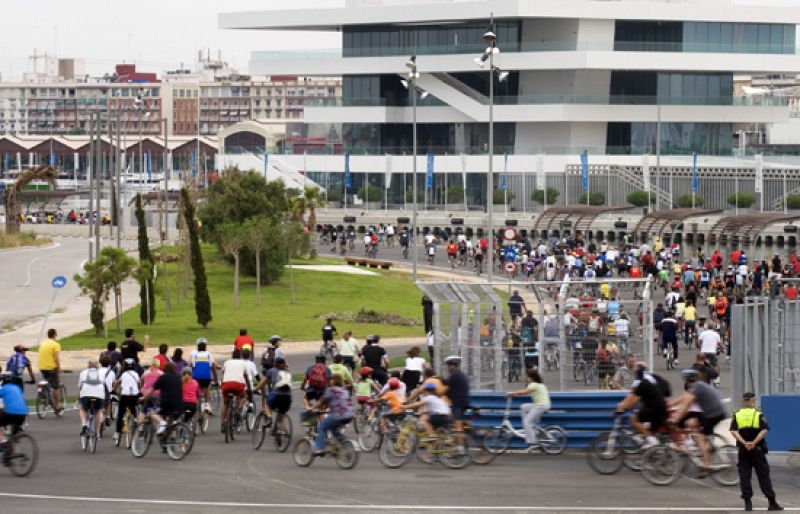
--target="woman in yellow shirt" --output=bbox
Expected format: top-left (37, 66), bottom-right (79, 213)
top-left (683, 301), bottom-right (697, 347)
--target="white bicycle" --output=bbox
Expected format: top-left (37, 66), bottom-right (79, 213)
top-left (483, 397), bottom-right (568, 455)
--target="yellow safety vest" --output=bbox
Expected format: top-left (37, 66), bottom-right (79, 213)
top-left (734, 407), bottom-right (761, 430)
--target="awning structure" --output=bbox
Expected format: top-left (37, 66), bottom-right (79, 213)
top-left (708, 212), bottom-right (800, 245)
top-left (532, 205), bottom-right (631, 235)
top-left (632, 208), bottom-right (719, 241)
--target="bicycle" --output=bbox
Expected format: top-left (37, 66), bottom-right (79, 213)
top-left (292, 411), bottom-right (358, 469)
top-left (379, 413), bottom-right (472, 469)
top-left (208, 382), bottom-right (222, 414)
top-left (116, 408), bottom-right (138, 448)
top-left (252, 407), bottom-right (293, 452)
top-left (586, 411), bottom-right (643, 475)
top-left (223, 393), bottom-right (244, 443)
top-left (401, 244), bottom-right (409, 259)
top-left (483, 398), bottom-right (568, 455)
top-left (640, 432), bottom-right (739, 487)
top-left (665, 344), bottom-right (675, 371)
top-left (80, 398), bottom-right (101, 454)
top-left (35, 380), bottom-right (67, 419)
top-left (131, 413), bottom-right (195, 460)
top-left (543, 343), bottom-right (560, 371)
top-left (2, 428), bottom-right (38, 477)
top-left (239, 394), bottom-right (257, 433)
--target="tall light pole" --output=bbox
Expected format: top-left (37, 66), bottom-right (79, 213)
top-left (402, 56), bottom-right (428, 283)
top-left (475, 16), bottom-right (506, 283)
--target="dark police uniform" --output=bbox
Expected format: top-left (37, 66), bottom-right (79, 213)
top-left (729, 405), bottom-right (781, 509)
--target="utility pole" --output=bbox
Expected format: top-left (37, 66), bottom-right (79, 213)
top-left (94, 112), bottom-right (101, 259)
top-left (88, 113), bottom-right (94, 262)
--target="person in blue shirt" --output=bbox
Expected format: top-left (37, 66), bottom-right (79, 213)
top-left (0, 372), bottom-right (28, 446)
top-left (5, 345), bottom-right (35, 386)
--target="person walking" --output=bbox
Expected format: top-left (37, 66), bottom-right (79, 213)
top-left (730, 392), bottom-right (783, 512)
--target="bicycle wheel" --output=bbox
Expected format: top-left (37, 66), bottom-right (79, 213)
top-left (224, 406), bottom-right (236, 443)
top-left (586, 432), bottom-right (624, 475)
top-left (710, 445), bottom-right (740, 486)
top-left (358, 419), bottom-right (382, 453)
top-left (244, 407), bottom-right (256, 432)
top-left (7, 434), bottom-right (38, 477)
top-left (482, 427), bottom-right (512, 455)
top-left (88, 430), bottom-right (97, 454)
top-left (621, 431), bottom-right (645, 471)
top-left (334, 439), bottom-right (359, 470)
top-left (273, 414), bottom-right (292, 453)
top-left (35, 393), bottom-right (47, 419)
top-left (379, 430), bottom-right (415, 468)
top-left (130, 424), bottom-right (153, 458)
top-left (292, 438), bottom-right (315, 467)
top-left (641, 446), bottom-right (682, 486)
top-left (165, 423), bottom-right (195, 461)
top-left (252, 413), bottom-right (268, 450)
top-left (466, 431), bottom-right (496, 466)
top-left (540, 426), bottom-right (568, 455)
top-left (200, 411), bottom-right (209, 434)
top-left (80, 431), bottom-right (88, 452)
top-left (438, 432), bottom-right (472, 469)
top-left (353, 406), bottom-right (369, 434)
top-left (210, 386), bottom-right (222, 413)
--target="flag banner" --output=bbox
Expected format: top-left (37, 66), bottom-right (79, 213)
top-left (502, 152), bottom-right (508, 190)
top-left (426, 153), bottom-right (434, 189)
top-left (264, 153), bottom-right (269, 178)
top-left (74, 152), bottom-right (79, 173)
top-left (344, 153), bottom-right (351, 189)
top-left (49, 152), bottom-right (56, 167)
top-left (461, 154), bottom-right (468, 190)
top-left (580, 151), bottom-right (589, 192)
top-left (16, 152), bottom-right (21, 170)
top-left (692, 152), bottom-right (698, 193)
top-left (29, 152), bottom-right (34, 167)
top-left (166, 152), bottom-right (173, 179)
top-left (754, 153), bottom-right (764, 194)
top-left (121, 153), bottom-right (127, 171)
top-left (642, 154), bottom-right (651, 192)
top-left (3, 153), bottom-right (8, 172)
top-left (146, 152), bottom-right (152, 180)
top-left (385, 154), bottom-right (392, 189)
top-left (191, 150), bottom-right (197, 178)
top-left (536, 154), bottom-right (545, 189)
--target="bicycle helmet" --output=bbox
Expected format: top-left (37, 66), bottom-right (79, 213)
top-left (444, 355), bottom-right (462, 365)
top-left (359, 367), bottom-right (373, 377)
top-left (268, 335), bottom-right (282, 345)
top-left (366, 334), bottom-right (380, 345)
top-left (196, 337), bottom-right (208, 345)
top-left (423, 382), bottom-right (437, 391)
top-left (681, 369), bottom-right (699, 381)
top-left (13, 344), bottom-right (28, 352)
top-left (123, 358), bottom-right (136, 370)
top-left (388, 378), bottom-right (401, 389)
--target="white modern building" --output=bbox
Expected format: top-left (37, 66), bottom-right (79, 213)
top-left (219, 0), bottom-right (800, 212)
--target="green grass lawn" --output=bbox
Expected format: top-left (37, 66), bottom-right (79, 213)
top-left (60, 244), bottom-right (424, 350)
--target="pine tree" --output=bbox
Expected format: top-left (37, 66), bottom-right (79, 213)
top-left (181, 187), bottom-right (212, 328)
top-left (135, 194), bottom-right (156, 324)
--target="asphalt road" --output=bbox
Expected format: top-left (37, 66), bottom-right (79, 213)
top-left (1, 395), bottom-right (798, 514)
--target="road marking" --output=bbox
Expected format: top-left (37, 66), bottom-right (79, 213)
top-left (20, 256), bottom-right (41, 287)
top-left (0, 494), bottom-right (795, 512)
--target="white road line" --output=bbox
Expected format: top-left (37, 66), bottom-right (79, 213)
top-left (20, 256), bottom-right (41, 287)
top-left (0, 494), bottom-right (795, 512)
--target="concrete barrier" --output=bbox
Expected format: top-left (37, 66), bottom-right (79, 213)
top-left (9, 223), bottom-right (164, 241)
top-left (469, 391), bottom-right (626, 448)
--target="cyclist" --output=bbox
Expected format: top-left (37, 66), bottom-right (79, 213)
top-left (361, 335), bottom-right (389, 386)
top-left (113, 358), bottom-right (140, 444)
top-left (505, 369), bottom-right (551, 452)
top-left (672, 369), bottom-right (727, 471)
top-left (38, 328), bottom-right (63, 414)
top-left (321, 318), bottom-right (338, 358)
top-left (219, 349), bottom-right (251, 434)
top-left (312, 374), bottom-right (354, 456)
top-left (5, 345), bottom-right (35, 387)
top-left (0, 372), bottom-right (27, 448)
top-left (660, 311), bottom-right (680, 365)
top-left (260, 335), bottom-right (285, 377)
top-left (338, 331), bottom-right (360, 372)
top-left (404, 382), bottom-right (452, 442)
top-left (78, 360), bottom-right (108, 437)
top-left (190, 338), bottom-right (218, 415)
top-left (234, 328), bottom-right (255, 355)
top-left (301, 354), bottom-right (332, 410)
top-left (615, 363), bottom-right (667, 449)
top-left (447, 240), bottom-right (458, 267)
top-left (139, 362), bottom-right (184, 435)
top-left (254, 357), bottom-right (292, 432)
top-left (181, 368), bottom-right (201, 422)
top-left (697, 321), bottom-right (723, 385)
top-left (442, 355), bottom-right (469, 444)
top-left (329, 355), bottom-right (354, 390)
top-left (138, 357), bottom-right (162, 425)
top-left (427, 243), bottom-right (436, 264)
top-left (399, 230), bottom-right (410, 258)
top-left (377, 377), bottom-right (406, 431)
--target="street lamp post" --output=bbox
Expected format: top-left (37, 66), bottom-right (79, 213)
top-left (475, 16), bottom-right (506, 283)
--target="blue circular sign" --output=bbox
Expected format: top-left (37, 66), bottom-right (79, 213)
top-left (51, 276), bottom-right (67, 289)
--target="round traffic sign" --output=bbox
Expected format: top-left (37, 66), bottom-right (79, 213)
top-left (502, 227), bottom-right (517, 241)
top-left (503, 261), bottom-right (517, 273)
top-left (51, 275), bottom-right (67, 289)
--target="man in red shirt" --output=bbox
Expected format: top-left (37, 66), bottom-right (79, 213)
top-left (234, 329), bottom-right (254, 351)
top-left (731, 249), bottom-right (741, 267)
top-left (785, 284), bottom-right (799, 300)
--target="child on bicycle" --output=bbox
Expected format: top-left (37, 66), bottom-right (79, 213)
top-left (0, 372), bottom-right (27, 448)
top-left (404, 382), bottom-right (451, 441)
top-left (378, 378), bottom-right (406, 431)
top-left (505, 369), bottom-right (551, 452)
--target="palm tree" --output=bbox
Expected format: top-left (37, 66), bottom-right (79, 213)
top-left (287, 196), bottom-right (306, 223)
top-left (5, 165), bottom-right (58, 236)
top-left (303, 186), bottom-right (324, 232)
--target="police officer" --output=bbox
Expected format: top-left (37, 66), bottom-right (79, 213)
top-left (729, 392), bottom-right (783, 512)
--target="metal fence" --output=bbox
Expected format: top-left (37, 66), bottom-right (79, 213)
top-left (731, 297), bottom-right (800, 400)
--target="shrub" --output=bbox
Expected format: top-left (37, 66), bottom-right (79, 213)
top-left (531, 188), bottom-right (559, 205)
top-left (446, 185), bottom-right (464, 204)
top-left (786, 194), bottom-right (800, 209)
top-left (325, 188), bottom-right (342, 202)
top-left (578, 192), bottom-right (606, 206)
top-left (627, 190), bottom-right (653, 207)
top-left (405, 188), bottom-right (425, 202)
top-left (493, 188), bottom-right (515, 204)
top-left (676, 193), bottom-right (704, 208)
top-left (726, 192), bottom-right (756, 208)
top-left (356, 184), bottom-right (383, 202)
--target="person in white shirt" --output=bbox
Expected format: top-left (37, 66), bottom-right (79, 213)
top-left (401, 346), bottom-right (427, 393)
top-left (338, 331), bottom-right (361, 371)
top-left (697, 322), bottom-right (722, 376)
top-left (114, 358), bottom-right (141, 443)
top-left (220, 349), bottom-right (251, 433)
top-left (405, 383), bottom-right (451, 438)
top-left (613, 314), bottom-right (631, 355)
top-left (78, 360), bottom-right (109, 436)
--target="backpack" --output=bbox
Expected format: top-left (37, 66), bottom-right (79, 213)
top-left (544, 317), bottom-right (559, 337)
top-left (5, 355), bottom-right (22, 377)
top-left (651, 373), bottom-right (672, 398)
top-left (275, 370), bottom-right (292, 391)
top-left (84, 367), bottom-right (102, 387)
top-left (261, 347), bottom-right (276, 371)
top-left (308, 363), bottom-right (327, 390)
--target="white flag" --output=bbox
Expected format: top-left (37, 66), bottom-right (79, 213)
top-left (461, 154), bottom-right (467, 189)
top-left (29, 152), bottom-right (34, 167)
top-left (16, 152), bottom-right (21, 170)
top-left (536, 154), bottom-right (545, 189)
top-left (642, 154), bottom-right (651, 192)
top-left (385, 154), bottom-right (392, 189)
top-left (73, 152), bottom-right (79, 172)
top-left (121, 152), bottom-right (127, 170)
top-left (754, 154), bottom-right (763, 194)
